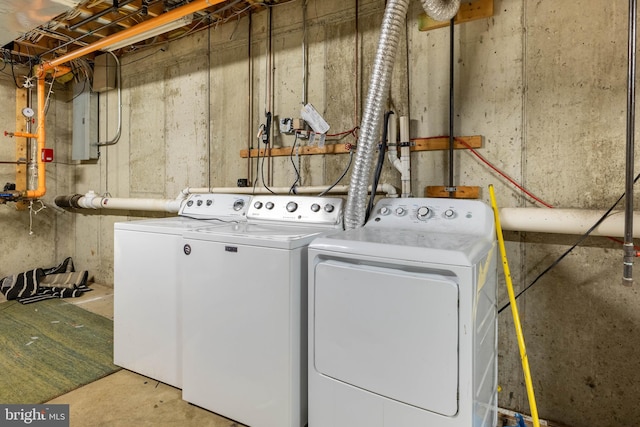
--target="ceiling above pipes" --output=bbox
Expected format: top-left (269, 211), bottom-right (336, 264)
top-left (0, 0), bottom-right (288, 63)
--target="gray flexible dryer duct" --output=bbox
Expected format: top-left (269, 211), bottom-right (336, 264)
top-left (344, 0), bottom-right (460, 229)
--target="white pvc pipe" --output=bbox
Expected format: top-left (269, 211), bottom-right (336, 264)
top-left (182, 184), bottom-right (399, 197)
top-left (76, 191), bottom-right (183, 212)
top-left (399, 116), bottom-right (411, 198)
top-left (499, 208), bottom-right (640, 238)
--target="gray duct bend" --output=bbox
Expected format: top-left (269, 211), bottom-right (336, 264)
top-left (344, 0), bottom-right (461, 229)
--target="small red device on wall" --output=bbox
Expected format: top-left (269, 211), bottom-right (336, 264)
top-left (41, 148), bottom-right (53, 162)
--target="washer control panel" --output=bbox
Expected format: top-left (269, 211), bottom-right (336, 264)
top-left (368, 197), bottom-right (493, 235)
top-left (179, 193), bottom-right (251, 220)
top-left (248, 195), bottom-right (344, 226)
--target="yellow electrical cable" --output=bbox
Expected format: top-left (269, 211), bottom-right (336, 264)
top-left (489, 184), bottom-right (541, 427)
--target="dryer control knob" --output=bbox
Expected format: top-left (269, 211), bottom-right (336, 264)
top-left (286, 202), bottom-right (298, 212)
top-left (311, 203), bottom-right (321, 212)
top-left (395, 207), bottom-right (405, 216)
top-left (233, 200), bottom-right (245, 211)
top-left (417, 206), bottom-right (430, 220)
top-left (197, 200), bottom-right (203, 206)
top-left (266, 202), bottom-right (275, 210)
top-left (324, 204), bottom-right (334, 213)
top-left (206, 199), bottom-right (213, 206)
top-left (254, 201), bottom-right (263, 209)
top-left (187, 200), bottom-right (194, 207)
top-left (444, 209), bottom-right (455, 218)
top-left (380, 206), bottom-right (391, 216)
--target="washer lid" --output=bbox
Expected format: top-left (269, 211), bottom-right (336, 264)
top-left (183, 222), bottom-right (338, 249)
top-left (114, 217), bottom-right (237, 234)
top-left (310, 227), bottom-right (492, 266)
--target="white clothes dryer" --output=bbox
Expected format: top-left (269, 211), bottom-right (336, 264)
top-left (113, 193), bottom-right (250, 388)
top-left (180, 195), bottom-right (344, 427)
top-left (308, 197), bottom-right (497, 427)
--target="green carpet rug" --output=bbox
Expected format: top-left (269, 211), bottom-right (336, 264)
top-left (0, 298), bottom-right (120, 404)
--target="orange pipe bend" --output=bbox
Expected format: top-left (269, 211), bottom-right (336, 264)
top-left (26, 0), bottom-right (225, 199)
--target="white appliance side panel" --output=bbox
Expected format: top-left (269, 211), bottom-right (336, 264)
top-left (314, 260), bottom-right (459, 417)
top-left (114, 230), bottom-right (181, 388)
top-left (181, 239), bottom-right (302, 427)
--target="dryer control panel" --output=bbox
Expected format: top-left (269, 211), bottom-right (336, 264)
top-left (248, 195), bottom-right (344, 227)
top-left (368, 197), bottom-right (493, 236)
top-left (179, 193), bottom-right (251, 220)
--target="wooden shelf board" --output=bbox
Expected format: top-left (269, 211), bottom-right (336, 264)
top-left (240, 135), bottom-right (482, 158)
top-left (425, 186), bottom-right (480, 199)
top-left (418, 0), bottom-right (494, 31)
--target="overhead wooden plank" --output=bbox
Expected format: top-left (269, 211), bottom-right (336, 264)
top-left (425, 186), bottom-right (480, 199)
top-left (240, 135), bottom-right (482, 158)
top-left (15, 88), bottom-right (27, 210)
top-left (418, 0), bottom-right (494, 31)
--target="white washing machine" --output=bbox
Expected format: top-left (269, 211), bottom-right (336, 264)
top-left (113, 193), bottom-right (251, 388)
top-left (308, 197), bottom-right (498, 427)
top-left (180, 195), bottom-right (344, 427)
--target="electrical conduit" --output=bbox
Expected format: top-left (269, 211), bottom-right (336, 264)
top-left (344, 0), bottom-right (460, 229)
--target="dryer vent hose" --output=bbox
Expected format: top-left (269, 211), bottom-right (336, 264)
top-left (344, 0), bottom-right (461, 229)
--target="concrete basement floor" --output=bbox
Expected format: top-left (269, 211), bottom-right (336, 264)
top-left (42, 283), bottom-right (247, 427)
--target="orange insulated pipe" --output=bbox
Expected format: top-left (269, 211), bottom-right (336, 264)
top-left (26, 0), bottom-right (226, 199)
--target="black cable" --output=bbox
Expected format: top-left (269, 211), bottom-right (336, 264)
top-left (289, 132), bottom-right (301, 194)
top-left (498, 170), bottom-right (640, 314)
top-left (366, 111), bottom-right (394, 221)
top-left (319, 150), bottom-right (354, 197)
top-left (260, 154), bottom-right (276, 194)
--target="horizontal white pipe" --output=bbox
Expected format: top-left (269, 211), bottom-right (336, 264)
top-left (183, 184), bottom-right (399, 197)
top-left (77, 191), bottom-right (182, 212)
top-left (500, 208), bottom-right (640, 238)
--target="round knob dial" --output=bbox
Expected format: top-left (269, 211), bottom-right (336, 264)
top-left (233, 200), bottom-right (245, 211)
top-left (265, 202), bottom-right (275, 210)
top-left (187, 200), bottom-right (194, 207)
top-left (395, 207), bottom-right (405, 216)
top-left (444, 209), bottom-right (455, 218)
top-left (286, 202), bottom-right (298, 212)
top-left (206, 199), bottom-right (213, 206)
top-left (311, 203), bottom-right (320, 212)
top-left (254, 201), bottom-right (263, 209)
top-left (380, 206), bottom-right (391, 216)
top-left (197, 200), bottom-right (203, 206)
top-left (324, 204), bottom-right (334, 213)
top-left (417, 206), bottom-right (430, 219)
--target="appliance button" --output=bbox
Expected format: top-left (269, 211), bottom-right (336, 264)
top-left (233, 200), bottom-right (245, 211)
top-left (206, 199), bottom-right (213, 206)
top-left (444, 209), bottom-right (456, 218)
top-left (311, 203), bottom-right (321, 212)
top-left (380, 206), bottom-right (391, 216)
top-left (395, 207), bottom-right (405, 216)
top-left (187, 200), bottom-right (194, 207)
top-left (254, 201), bottom-right (263, 209)
top-left (266, 202), bottom-right (275, 210)
top-left (197, 200), bottom-right (203, 206)
top-left (286, 202), bottom-right (298, 212)
top-left (324, 204), bottom-right (334, 213)
top-left (417, 206), bottom-right (430, 220)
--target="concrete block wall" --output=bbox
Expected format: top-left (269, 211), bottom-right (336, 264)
top-left (1, 0), bottom-right (638, 425)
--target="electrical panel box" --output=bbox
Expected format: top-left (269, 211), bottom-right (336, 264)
top-left (72, 82), bottom-right (99, 161)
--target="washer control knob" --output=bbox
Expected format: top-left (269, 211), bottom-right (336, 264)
top-left (417, 206), bottom-right (430, 220)
top-left (380, 206), bottom-right (391, 216)
top-left (311, 203), bottom-right (321, 212)
top-left (286, 202), bottom-right (298, 212)
top-left (197, 199), bottom-right (203, 206)
top-left (395, 207), bottom-right (405, 216)
top-left (233, 200), bottom-right (245, 211)
top-left (187, 200), bottom-right (194, 207)
top-left (324, 204), bottom-right (335, 213)
top-left (254, 201), bottom-right (263, 209)
top-left (444, 209), bottom-right (455, 218)
top-left (265, 202), bottom-right (275, 210)
top-left (206, 199), bottom-right (213, 206)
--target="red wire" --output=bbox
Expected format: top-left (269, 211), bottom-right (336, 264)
top-left (454, 137), bottom-right (553, 208)
top-left (452, 137), bottom-right (639, 251)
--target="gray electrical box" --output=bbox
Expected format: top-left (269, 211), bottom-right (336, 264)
top-left (72, 82), bottom-right (99, 160)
